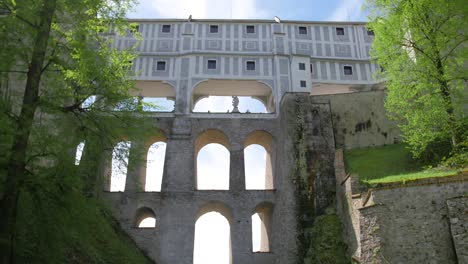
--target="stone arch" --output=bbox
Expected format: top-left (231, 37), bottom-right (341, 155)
top-left (191, 79), bottom-right (275, 113)
top-left (131, 81), bottom-right (176, 112)
top-left (140, 128), bottom-right (168, 192)
top-left (244, 130), bottom-right (275, 190)
top-left (251, 202), bottom-right (274, 253)
top-left (105, 139), bottom-right (132, 192)
top-left (195, 129), bottom-right (231, 190)
top-left (134, 206), bottom-right (157, 228)
top-left (193, 201), bottom-right (233, 264)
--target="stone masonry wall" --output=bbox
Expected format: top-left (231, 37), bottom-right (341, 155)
top-left (335, 149), bottom-right (468, 263)
top-left (314, 90), bottom-right (401, 150)
top-left (101, 93), bottom-right (338, 264)
top-left (447, 196), bottom-right (468, 263)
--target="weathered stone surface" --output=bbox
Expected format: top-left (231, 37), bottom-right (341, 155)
top-left (101, 93), bottom-right (337, 264)
top-left (447, 196), bottom-right (468, 264)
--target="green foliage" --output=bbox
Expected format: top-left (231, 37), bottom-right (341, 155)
top-left (304, 210), bottom-right (349, 264)
top-left (15, 165), bottom-right (152, 264)
top-left (0, 0), bottom-right (156, 262)
top-left (366, 0), bottom-right (468, 162)
top-left (345, 144), bottom-right (458, 184)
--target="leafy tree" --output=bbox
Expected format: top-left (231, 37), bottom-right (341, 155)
top-left (366, 0), bottom-right (468, 163)
top-left (0, 0), bottom-right (154, 262)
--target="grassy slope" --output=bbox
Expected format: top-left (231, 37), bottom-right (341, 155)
top-left (345, 144), bottom-right (457, 184)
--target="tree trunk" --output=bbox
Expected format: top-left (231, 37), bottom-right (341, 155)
top-left (436, 58), bottom-right (458, 149)
top-left (0, 0), bottom-right (57, 263)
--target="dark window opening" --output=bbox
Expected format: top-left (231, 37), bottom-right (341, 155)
top-left (344, 66), bottom-right (353, 75)
top-left (246, 25), bottom-right (255, 33)
top-left (207, 60), bottom-right (217, 70)
top-left (300, 80), bottom-right (307, 88)
top-left (246, 61), bottom-right (256, 71)
top-left (336, 27), bottom-right (345, 35)
top-left (367, 30), bottom-right (374, 36)
top-left (162, 25), bottom-right (171, 33)
top-left (299, 63), bottom-right (306, 70)
top-left (210, 25), bottom-right (219, 33)
top-left (310, 64), bottom-right (313, 73)
top-left (156, 61), bottom-right (166, 71)
top-left (299, 26), bottom-right (307, 34)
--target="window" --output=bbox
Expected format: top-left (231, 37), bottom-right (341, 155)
top-left (300, 80), bottom-right (307, 87)
top-left (207, 60), bottom-right (217, 70)
top-left (367, 30), bottom-right (374, 36)
top-left (246, 25), bottom-right (255, 33)
top-left (344, 66), bottom-right (353, 75)
top-left (299, 63), bottom-right (306, 70)
top-left (156, 61), bottom-right (166, 71)
top-left (210, 25), bottom-right (219, 33)
top-left (246, 61), bottom-right (256, 71)
top-left (299, 26), bottom-right (307, 35)
top-left (310, 64), bottom-right (313, 73)
top-left (336, 27), bottom-right (345, 35)
top-left (162, 24), bottom-right (171, 33)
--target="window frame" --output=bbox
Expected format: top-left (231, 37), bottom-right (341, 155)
top-left (310, 63), bottom-right (313, 73)
top-left (246, 25), bottom-right (255, 34)
top-left (246, 61), bottom-right (256, 71)
top-left (161, 24), bottom-right (171, 33)
top-left (300, 80), bottom-right (307, 88)
top-left (298, 63), bottom-right (306, 71)
top-left (366, 29), bottom-right (374, 36)
top-left (207, 59), bottom-right (217, 70)
top-left (156, 61), bottom-right (166, 71)
top-left (209, 24), bottom-right (219, 33)
top-left (336, 27), bottom-right (345, 36)
top-left (298, 26), bottom-right (307, 35)
top-left (343, 65), bottom-right (353, 75)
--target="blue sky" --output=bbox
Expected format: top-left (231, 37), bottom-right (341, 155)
top-left (128, 0), bottom-right (368, 22)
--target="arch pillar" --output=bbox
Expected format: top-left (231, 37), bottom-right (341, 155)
top-left (125, 139), bottom-right (146, 192)
top-left (162, 116), bottom-right (194, 192)
top-left (230, 149), bottom-right (246, 192)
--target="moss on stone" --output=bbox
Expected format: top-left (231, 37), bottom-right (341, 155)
top-left (305, 212), bottom-right (349, 264)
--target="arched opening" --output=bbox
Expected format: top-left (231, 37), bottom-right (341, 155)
top-left (252, 203), bottom-right (273, 253)
top-left (134, 207), bottom-right (157, 228)
top-left (145, 141), bottom-right (167, 192)
top-left (195, 130), bottom-right (231, 190)
top-left (110, 141), bottom-right (131, 192)
top-left (194, 202), bottom-right (232, 264)
top-left (132, 81), bottom-right (176, 112)
top-left (192, 80), bottom-right (275, 113)
top-left (75, 141), bottom-right (85, 166)
top-left (244, 131), bottom-right (274, 190)
top-left (193, 96), bottom-right (267, 113)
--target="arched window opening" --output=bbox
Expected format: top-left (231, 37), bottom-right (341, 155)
top-left (134, 207), bottom-right (157, 228)
top-left (111, 141), bottom-right (131, 192)
top-left (132, 81), bottom-right (176, 112)
top-left (75, 141), bottom-right (85, 166)
top-left (141, 97), bottom-right (175, 112)
top-left (82, 95), bottom-right (96, 109)
top-left (193, 96), bottom-right (267, 113)
top-left (244, 131), bottom-right (274, 190)
top-left (146, 141), bottom-right (167, 192)
top-left (194, 209), bottom-right (232, 264)
top-left (192, 80), bottom-right (275, 113)
top-left (197, 143), bottom-right (230, 190)
top-left (252, 204), bottom-right (273, 253)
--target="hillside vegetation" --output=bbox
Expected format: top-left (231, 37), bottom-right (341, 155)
top-left (345, 144), bottom-right (459, 184)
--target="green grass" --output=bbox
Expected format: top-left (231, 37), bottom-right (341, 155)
top-left (345, 144), bottom-right (458, 184)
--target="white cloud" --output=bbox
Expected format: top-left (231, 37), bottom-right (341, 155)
top-left (328, 0), bottom-right (365, 21)
top-left (129, 0), bottom-right (271, 19)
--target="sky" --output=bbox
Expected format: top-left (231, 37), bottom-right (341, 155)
top-left (127, 0), bottom-right (368, 22)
